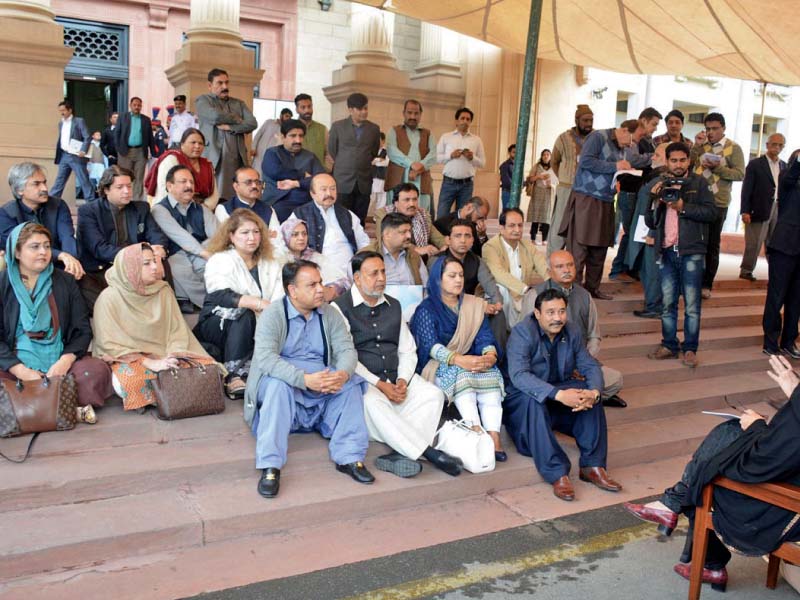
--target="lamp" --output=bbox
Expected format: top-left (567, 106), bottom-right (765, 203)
top-left (318, 0), bottom-right (331, 10)
top-left (592, 87), bottom-right (607, 100)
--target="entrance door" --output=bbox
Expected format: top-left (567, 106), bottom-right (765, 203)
top-left (65, 79), bottom-right (120, 135)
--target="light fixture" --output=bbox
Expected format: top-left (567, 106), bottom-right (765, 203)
top-left (592, 86), bottom-right (607, 99)
top-left (319, 0), bottom-right (332, 10)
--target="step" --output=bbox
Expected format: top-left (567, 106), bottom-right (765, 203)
top-left (599, 325), bottom-right (763, 359)
top-left (602, 305), bottom-right (762, 337)
top-left (597, 277), bottom-right (768, 296)
top-left (595, 290), bottom-right (766, 316)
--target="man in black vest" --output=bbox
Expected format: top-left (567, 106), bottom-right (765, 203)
top-left (333, 251), bottom-right (462, 478)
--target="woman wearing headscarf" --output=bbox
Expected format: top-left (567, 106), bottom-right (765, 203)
top-left (0, 222), bottom-right (112, 419)
top-left (194, 208), bottom-right (284, 398)
top-left (410, 255), bottom-right (506, 461)
top-left (92, 243), bottom-right (219, 411)
top-left (525, 149), bottom-right (558, 243)
top-left (624, 355), bottom-right (800, 593)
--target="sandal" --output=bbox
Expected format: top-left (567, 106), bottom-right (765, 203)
top-left (76, 405), bottom-right (97, 424)
top-left (225, 377), bottom-right (246, 400)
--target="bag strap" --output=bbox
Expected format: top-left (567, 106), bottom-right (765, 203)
top-left (48, 292), bottom-right (60, 338)
top-left (0, 432), bottom-right (39, 463)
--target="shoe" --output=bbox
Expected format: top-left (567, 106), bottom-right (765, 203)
top-left (225, 376), bottom-right (246, 400)
top-left (781, 346), bottom-right (800, 360)
top-left (76, 405), bottom-right (97, 424)
top-left (178, 299), bottom-right (196, 314)
top-left (375, 453), bottom-right (422, 478)
top-left (424, 448), bottom-right (463, 477)
top-left (623, 502), bottom-right (678, 536)
top-left (495, 450), bottom-right (508, 462)
top-left (579, 466), bottom-right (622, 492)
top-left (701, 289), bottom-right (712, 300)
top-left (589, 289), bottom-right (613, 301)
top-left (610, 272), bottom-right (636, 283)
top-left (633, 310), bottom-right (660, 319)
top-left (602, 395), bottom-right (627, 408)
top-left (682, 351), bottom-right (699, 368)
top-left (739, 273), bottom-right (757, 282)
top-left (336, 461), bottom-right (375, 484)
top-left (763, 348), bottom-right (780, 356)
top-left (553, 475), bottom-right (575, 501)
top-left (648, 346), bottom-right (679, 360)
top-left (673, 562), bottom-right (728, 592)
top-left (257, 468), bottom-right (280, 498)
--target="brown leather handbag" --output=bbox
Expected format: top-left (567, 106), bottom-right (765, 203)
top-left (0, 375), bottom-right (78, 438)
top-left (151, 359), bottom-right (226, 420)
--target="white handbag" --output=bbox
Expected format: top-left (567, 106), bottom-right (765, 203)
top-left (434, 419), bottom-right (496, 474)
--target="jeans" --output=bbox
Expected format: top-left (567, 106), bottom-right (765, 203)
top-left (437, 177), bottom-right (474, 219)
top-left (659, 248), bottom-right (703, 353)
top-left (702, 206), bottom-right (728, 289)
top-left (609, 191), bottom-right (637, 277)
top-left (50, 154), bottom-right (96, 200)
top-left (501, 189), bottom-right (511, 212)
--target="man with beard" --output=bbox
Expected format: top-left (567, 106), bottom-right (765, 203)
top-left (374, 183), bottom-right (446, 260)
top-left (385, 100), bottom-right (437, 211)
top-left (361, 212), bottom-right (427, 286)
top-left (251, 108), bottom-right (292, 178)
top-left (548, 105), bottom-right (594, 258)
top-left (645, 143), bottom-right (716, 368)
top-left (262, 119), bottom-right (325, 222)
top-left (504, 288), bottom-right (621, 501)
top-left (294, 93), bottom-right (328, 168)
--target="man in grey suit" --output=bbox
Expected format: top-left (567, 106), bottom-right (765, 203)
top-left (50, 100), bottom-right (95, 201)
top-left (196, 68), bottom-right (258, 202)
top-left (328, 92), bottom-right (381, 226)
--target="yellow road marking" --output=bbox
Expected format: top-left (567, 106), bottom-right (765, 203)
top-left (343, 523), bottom-right (657, 600)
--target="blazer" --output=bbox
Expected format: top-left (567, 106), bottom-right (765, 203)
top-left (100, 125), bottom-right (117, 160)
top-left (0, 269), bottom-right (92, 371)
top-left (54, 117), bottom-right (91, 165)
top-left (114, 112), bottom-right (153, 159)
top-left (195, 93), bottom-right (257, 169)
top-left (76, 198), bottom-right (169, 272)
top-left (0, 196), bottom-right (77, 260)
top-left (482, 235), bottom-right (548, 301)
top-left (741, 155), bottom-right (786, 222)
top-left (769, 158), bottom-right (800, 256)
top-left (328, 117), bottom-right (381, 194)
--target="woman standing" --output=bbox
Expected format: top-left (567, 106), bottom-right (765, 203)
top-left (525, 149), bottom-right (558, 243)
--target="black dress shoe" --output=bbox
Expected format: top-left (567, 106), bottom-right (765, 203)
top-left (178, 299), bottom-right (196, 314)
top-left (257, 468), bottom-right (280, 498)
top-left (423, 447), bottom-right (462, 476)
top-left (633, 310), bottom-right (660, 319)
top-left (602, 395), bottom-right (627, 408)
top-left (589, 289), bottom-right (613, 301)
top-left (782, 346), bottom-right (800, 360)
top-left (495, 450), bottom-right (508, 462)
top-left (739, 273), bottom-right (757, 282)
top-left (375, 453), bottom-right (422, 478)
top-left (763, 348), bottom-right (780, 356)
top-left (336, 461), bottom-right (375, 484)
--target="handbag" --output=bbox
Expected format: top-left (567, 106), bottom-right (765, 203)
top-left (151, 359), bottom-right (226, 420)
top-left (434, 419), bottom-right (496, 474)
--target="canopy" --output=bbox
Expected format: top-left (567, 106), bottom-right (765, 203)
top-left (358, 0), bottom-right (800, 85)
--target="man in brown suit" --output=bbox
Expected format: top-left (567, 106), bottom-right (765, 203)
top-left (362, 212), bottom-right (427, 286)
top-left (384, 100), bottom-right (437, 211)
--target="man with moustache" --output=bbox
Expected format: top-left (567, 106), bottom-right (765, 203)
top-left (360, 212), bottom-right (428, 286)
top-left (251, 108), bottom-right (292, 178)
top-left (294, 93), bottom-right (328, 167)
top-left (196, 68), bottom-right (258, 201)
top-left (503, 288), bottom-right (621, 501)
top-left (115, 97), bottom-right (153, 201)
top-left (374, 183), bottom-right (446, 260)
top-left (384, 100), bottom-right (437, 210)
top-left (262, 119), bottom-right (325, 222)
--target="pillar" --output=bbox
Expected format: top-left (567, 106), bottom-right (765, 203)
top-left (410, 23), bottom-right (464, 95)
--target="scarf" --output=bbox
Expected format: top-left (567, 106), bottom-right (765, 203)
top-left (695, 138), bottom-right (735, 195)
top-left (6, 223), bottom-right (63, 372)
top-left (146, 149), bottom-right (215, 199)
top-left (385, 204), bottom-right (430, 248)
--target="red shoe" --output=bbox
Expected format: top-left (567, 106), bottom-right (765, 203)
top-left (673, 562), bottom-right (728, 592)
top-left (623, 502), bottom-right (678, 536)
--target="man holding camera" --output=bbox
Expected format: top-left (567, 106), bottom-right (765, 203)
top-left (645, 143), bottom-right (717, 368)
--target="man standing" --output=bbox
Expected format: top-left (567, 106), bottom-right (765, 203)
top-left (384, 100), bottom-right (437, 210)
top-left (294, 93), bottom-right (328, 167)
top-left (548, 105), bottom-right (594, 257)
top-left (374, 183), bottom-right (446, 260)
top-left (100, 112), bottom-right (118, 166)
top-left (333, 251), bottom-right (461, 478)
top-left (167, 95), bottom-right (197, 150)
top-left (646, 143), bottom-right (717, 368)
top-left (739, 133), bottom-right (786, 281)
top-left (328, 92), bottom-right (381, 226)
top-left (196, 68), bottom-right (258, 202)
top-left (436, 107), bottom-right (486, 219)
top-left (251, 108), bottom-right (292, 178)
top-left (361, 213), bottom-right (428, 286)
top-left (653, 109), bottom-right (693, 149)
top-left (49, 100), bottom-right (95, 201)
top-left (559, 119), bottom-right (638, 300)
top-left (499, 145), bottom-right (516, 212)
top-left (690, 113), bottom-right (745, 298)
top-left (244, 260), bottom-right (374, 499)
top-left (115, 97), bottom-right (153, 201)
top-left (434, 195), bottom-right (490, 256)
top-left (504, 288), bottom-right (622, 502)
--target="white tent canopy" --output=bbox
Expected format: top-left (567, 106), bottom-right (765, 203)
top-left (358, 0), bottom-right (800, 85)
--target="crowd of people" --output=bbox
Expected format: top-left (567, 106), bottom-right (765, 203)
top-left (1, 66), bottom-right (799, 595)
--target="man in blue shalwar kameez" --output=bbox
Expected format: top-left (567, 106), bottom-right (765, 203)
top-left (243, 259), bottom-right (374, 498)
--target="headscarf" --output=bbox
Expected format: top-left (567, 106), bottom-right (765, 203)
top-left (92, 243), bottom-right (209, 360)
top-left (280, 215), bottom-right (315, 260)
top-left (6, 222), bottom-right (63, 372)
top-left (421, 255), bottom-right (460, 333)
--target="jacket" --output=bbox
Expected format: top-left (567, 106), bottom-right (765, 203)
top-left (100, 125), bottom-right (117, 160)
top-left (0, 196), bottom-right (77, 260)
top-left (644, 172), bottom-right (717, 258)
top-left (769, 157), bottom-right (800, 256)
top-left (261, 145), bottom-right (325, 221)
top-left (482, 235), bottom-right (548, 301)
top-left (293, 201), bottom-right (358, 254)
top-left (328, 117), bottom-right (381, 194)
top-left (54, 117), bottom-right (91, 165)
top-left (741, 155), bottom-right (786, 222)
top-left (195, 93), bottom-right (257, 169)
top-left (690, 138), bottom-right (745, 208)
top-left (374, 207), bottom-right (446, 250)
top-left (114, 112), bottom-right (153, 159)
top-left (362, 239), bottom-right (424, 285)
top-left (0, 269), bottom-right (92, 371)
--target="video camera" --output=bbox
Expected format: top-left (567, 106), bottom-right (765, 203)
top-left (661, 177), bottom-right (688, 203)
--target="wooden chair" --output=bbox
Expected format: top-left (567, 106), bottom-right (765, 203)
top-left (689, 476), bottom-right (800, 599)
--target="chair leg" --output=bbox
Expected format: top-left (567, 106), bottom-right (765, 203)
top-left (767, 554), bottom-right (781, 589)
top-left (688, 486), bottom-right (714, 600)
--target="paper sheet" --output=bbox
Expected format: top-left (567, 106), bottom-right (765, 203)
top-left (632, 215), bottom-right (650, 244)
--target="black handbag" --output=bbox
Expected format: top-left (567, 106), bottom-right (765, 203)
top-left (151, 359), bottom-right (226, 420)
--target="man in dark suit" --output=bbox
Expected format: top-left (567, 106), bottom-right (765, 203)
top-left (100, 112), bottom-right (118, 166)
top-left (49, 100), bottom-right (95, 201)
top-left (328, 92), bottom-right (381, 226)
top-left (114, 97), bottom-right (153, 202)
top-left (76, 165), bottom-right (168, 309)
top-left (740, 133), bottom-right (786, 281)
top-left (763, 151), bottom-right (800, 359)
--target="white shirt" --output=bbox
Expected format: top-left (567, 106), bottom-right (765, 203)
top-left (312, 202), bottom-right (370, 278)
top-left (501, 237), bottom-right (523, 281)
top-left (214, 200), bottom-right (287, 257)
top-left (767, 156), bottom-right (781, 199)
top-left (60, 116), bottom-right (73, 152)
top-left (436, 130), bottom-right (486, 179)
top-left (168, 111), bottom-right (198, 145)
top-left (331, 286), bottom-right (418, 385)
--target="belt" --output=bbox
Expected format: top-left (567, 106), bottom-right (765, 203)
top-left (443, 175), bottom-right (473, 183)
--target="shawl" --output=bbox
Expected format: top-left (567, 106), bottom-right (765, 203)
top-left (384, 203), bottom-right (430, 248)
top-left (147, 149), bottom-right (215, 199)
top-left (92, 243), bottom-right (210, 360)
top-left (280, 216), bottom-right (349, 293)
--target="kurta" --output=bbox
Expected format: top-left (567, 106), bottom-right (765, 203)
top-left (385, 125), bottom-right (437, 208)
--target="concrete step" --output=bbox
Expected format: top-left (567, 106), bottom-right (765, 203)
top-left (599, 325), bottom-right (763, 359)
top-left (602, 305), bottom-right (762, 337)
top-left (597, 277), bottom-right (767, 296)
top-left (595, 290), bottom-right (766, 316)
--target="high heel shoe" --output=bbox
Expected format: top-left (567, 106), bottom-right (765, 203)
top-left (623, 502), bottom-right (678, 536)
top-left (673, 562), bottom-right (728, 592)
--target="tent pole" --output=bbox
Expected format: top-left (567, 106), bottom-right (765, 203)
top-left (756, 81), bottom-right (767, 157)
top-left (508, 0), bottom-right (544, 209)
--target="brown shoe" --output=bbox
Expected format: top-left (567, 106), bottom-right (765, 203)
top-left (682, 351), bottom-right (699, 368)
top-left (648, 346), bottom-right (678, 360)
top-left (579, 466), bottom-right (622, 492)
top-left (590, 289), bottom-right (613, 301)
top-left (552, 475), bottom-right (575, 501)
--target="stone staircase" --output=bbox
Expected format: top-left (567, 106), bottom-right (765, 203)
top-left (0, 276), bottom-right (784, 600)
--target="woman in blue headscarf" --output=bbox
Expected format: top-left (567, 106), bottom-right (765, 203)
top-left (410, 255), bottom-right (507, 461)
top-left (0, 222), bottom-right (112, 417)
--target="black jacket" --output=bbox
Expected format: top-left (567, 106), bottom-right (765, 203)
top-left (0, 269), bottom-right (92, 371)
top-left (768, 157), bottom-right (800, 256)
top-left (114, 112), bottom-right (153, 159)
top-left (645, 172), bottom-right (717, 257)
top-left (741, 155), bottom-right (786, 222)
top-left (100, 125), bottom-right (117, 162)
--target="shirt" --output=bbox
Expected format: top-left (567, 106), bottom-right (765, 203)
top-left (314, 202), bottom-right (370, 276)
top-left (381, 244), bottom-right (429, 286)
top-left (284, 301), bottom-right (325, 365)
top-left (128, 114), bottom-right (142, 147)
top-left (436, 130), bottom-right (486, 179)
top-left (663, 205), bottom-right (679, 248)
top-left (60, 116), bottom-right (73, 152)
top-left (501, 237), bottom-right (523, 281)
top-left (386, 126), bottom-right (438, 196)
top-left (168, 111), bottom-right (197, 145)
top-left (767, 156), bottom-right (781, 200)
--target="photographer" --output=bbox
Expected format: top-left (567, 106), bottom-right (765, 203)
top-left (645, 142), bottom-right (717, 368)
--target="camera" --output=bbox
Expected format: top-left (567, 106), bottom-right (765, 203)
top-left (661, 177), bottom-right (687, 203)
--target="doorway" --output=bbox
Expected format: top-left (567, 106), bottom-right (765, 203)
top-left (64, 79), bottom-right (121, 135)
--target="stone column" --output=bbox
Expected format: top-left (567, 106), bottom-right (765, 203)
top-left (411, 23), bottom-right (463, 95)
top-left (345, 4), bottom-right (397, 69)
top-left (0, 0), bottom-right (73, 189)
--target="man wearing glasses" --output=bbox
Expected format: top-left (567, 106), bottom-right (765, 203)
top-left (690, 113), bottom-right (745, 298)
